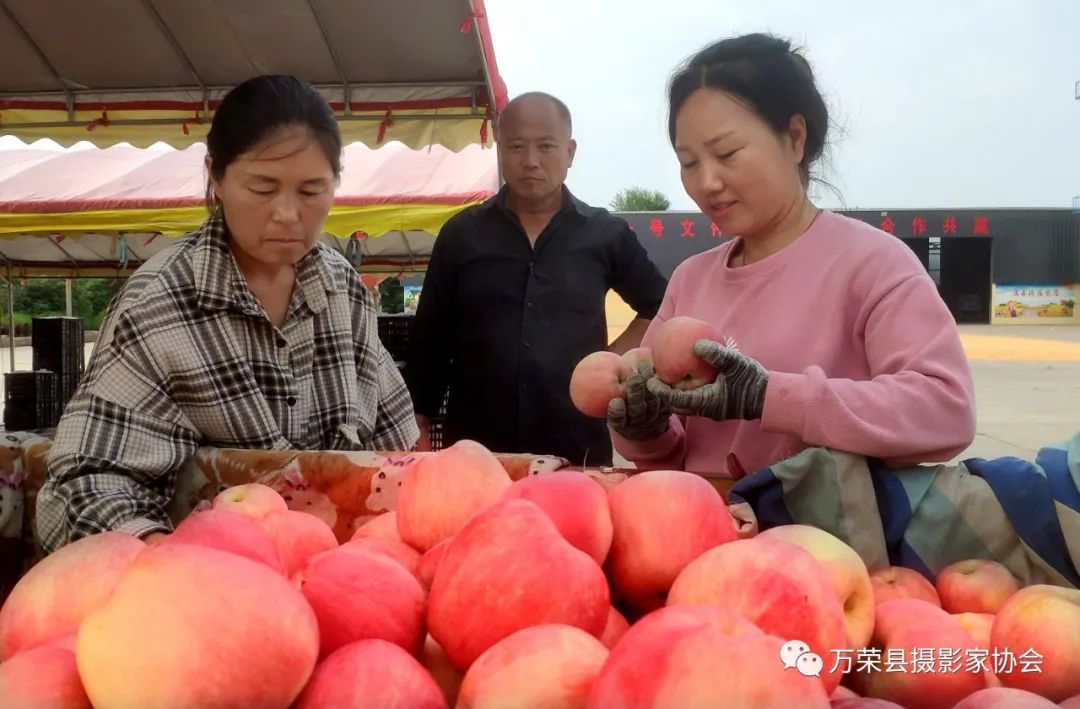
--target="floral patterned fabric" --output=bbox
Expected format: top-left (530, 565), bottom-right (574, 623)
top-left (0, 434), bottom-right (632, 603)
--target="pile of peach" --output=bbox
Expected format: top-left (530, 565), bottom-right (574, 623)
top-left (1, 438), bottom-right (1078, 708)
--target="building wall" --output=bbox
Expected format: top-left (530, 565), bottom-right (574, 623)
top-left (839, 209), bottom-right (1080, 285)
top-left (615, 208), bottom-right (1080, 326)
top-left (987, 219), bottom-right (1080, 285)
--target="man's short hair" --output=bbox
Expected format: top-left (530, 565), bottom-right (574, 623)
top-left (500, 92), bottom-right (573, 135)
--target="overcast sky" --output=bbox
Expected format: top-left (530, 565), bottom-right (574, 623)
top-left (3, 1), bottom-right (1076, 215)
top-left (483, 0), bottom-right (1080, 212)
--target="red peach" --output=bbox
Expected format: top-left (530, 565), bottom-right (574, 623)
top-left (0, 531), bottom-right (144, 660)
top-left (458, 625), bottom-right (608, 708)
top-left (570, 351), bottom-right (633, 418)
top-left (954, 612), bottom-right (1002, 688)
top-left (419, 537), bottom-right (452, 590)
top-left (954, 612), bottom-right (996, 650)
top-left (500, 470), bottom-right (613, 564)
top-left (350, 510), bottom-right (404, 543)
top-left (870, 566), bottom-right (941, 607)
top-left (606, 469), bottom-right (737, 610)
top-left (397, 440), bottom-right (512, 553)
top-left (158, 508), bottom-right (285, 574)
top-left (586, 604), bottom-right (829, 708)
top-left (255, 509), bottom-right (338, 576)
top-left (760, 524), bottom-right (875, 649)
top-left (427, 499), bottom-right (609, 671)
top-left (339, 537), bottom-right (423, 585)
top-left (0, 642), bottom-right (90, 708)
top-left (294, 639), bottom-right (446, 709)
top-left (296, 546), bottom-right (426, 660)
top-left (667, 535), bottom-right (848, 695)
top-left (855, 598), bottom-right (988, 709)
top-left (76, 544), bottom-right (319, 707)
top-left (598, 606), bottom-right (631, 650)
top-left (620, 346), bottom-right (653, 371)
top-left (211, 482), bottom-right (288, 519)
top-left (952, 687), bottom-right (1058, 708)
top-left (651, 316), bottom-right (723, 390)
top-left (831, 685), bottom-right (860, 701)
top-left (421, 635), bottom-right (463, 707)
top-left (991, 584), bottom-right (1080, 701)
top-left (936, 559), bottom-right (1020, 614)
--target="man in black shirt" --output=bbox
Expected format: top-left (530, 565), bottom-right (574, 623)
top-left (405, 92), bottom-right (668, 466)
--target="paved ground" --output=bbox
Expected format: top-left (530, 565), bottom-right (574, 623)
top-left (950, 325), bottom-right (1079, 461)
top-left (1, 323), bottom-right (1076, 465)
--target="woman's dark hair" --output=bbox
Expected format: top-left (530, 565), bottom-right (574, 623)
top-left (205, 74), bottom-right (342, 209)
top-left (667, 33), bottom-right (829, 186)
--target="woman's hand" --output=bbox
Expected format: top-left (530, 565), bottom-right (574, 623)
top-left (606, 362), bottom-right (672, 441)
top-left (647, 340), bottom-right (769, 421)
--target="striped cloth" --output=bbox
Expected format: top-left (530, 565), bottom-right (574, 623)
top-left (728, 433), bottom-right (1080, 589)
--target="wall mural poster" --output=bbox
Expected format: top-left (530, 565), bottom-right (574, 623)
top-left (994, 285), bottom-right (1076, 319)
top-left (403, 285), bottom-right (423, 315)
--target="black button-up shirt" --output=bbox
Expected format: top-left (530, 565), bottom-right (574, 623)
top-left (406, 186), bottom-right (667, 465)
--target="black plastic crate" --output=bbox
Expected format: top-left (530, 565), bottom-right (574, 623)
top-left (377, 314), bottom-right (414, 362)
top-left (32, 317), bottom-right (84, 377)
top-left (56, 371), bottom-right (82, 411)
top-left (31, 317), bottom-right (85, 413)
top-left (429, 388), bottom-right (449, 451)
top-left (430, 418), bottom-right (445, 451)
top-left (4, 370), bottom-right (60, 430)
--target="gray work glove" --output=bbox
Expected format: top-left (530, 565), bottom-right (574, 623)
top-left (606, 362), bottom-right (671, 441)
top-left (646, 340), bottom-right (768, 421)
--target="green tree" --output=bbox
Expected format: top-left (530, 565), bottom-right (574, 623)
top-left (8, 277), bottom-right (123, 329)
top-left (12, 279), bottom-right (64, 316)
top-left (73, 278), bottom-right (124, 329)
top-left (610, 187), bottom-right (670, 212)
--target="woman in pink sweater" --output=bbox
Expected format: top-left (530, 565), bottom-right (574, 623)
top-left (608, 34), bottom-right (976, 478)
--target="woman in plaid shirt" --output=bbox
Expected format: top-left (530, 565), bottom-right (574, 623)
top-left (36, 76), bottom-right (419, 552)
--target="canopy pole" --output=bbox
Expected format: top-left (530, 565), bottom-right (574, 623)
top-left (65, 277), bottom-right (73, 316)
top-left (5, 261), bottom-right (14, 375)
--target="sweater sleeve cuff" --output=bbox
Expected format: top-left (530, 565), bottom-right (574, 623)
top-left (761, 371), bottom-right (811, 438)
top-left (611, 416), bottom-right (683, 462)
top-left (114, 516), bottom-right (173, 540)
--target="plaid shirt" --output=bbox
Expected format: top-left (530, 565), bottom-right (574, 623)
top-left (36, 216), bottom-right (418, 552)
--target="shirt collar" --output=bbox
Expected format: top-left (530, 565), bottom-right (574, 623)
top-left (192, 214), bottom-right (337, 316)
top-left (489, 183), bottom-right (584, 218)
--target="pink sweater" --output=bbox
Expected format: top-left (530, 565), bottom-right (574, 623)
top-left (614, 210), bottom-right (977, 478)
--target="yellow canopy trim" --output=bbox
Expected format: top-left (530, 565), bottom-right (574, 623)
top-left (0, 202), bottom-right (481, 239)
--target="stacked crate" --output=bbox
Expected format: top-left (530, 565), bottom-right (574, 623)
top-left (31, 316), bottom-right (85, 424)
top-left (376, 313), bottom-right (413, 364)
top-left (3, 370), bottom-right (59, 431)
top-left (430, 390), bottom-right (448, 451)
top-left (376, 314), bottom-right (448, 451)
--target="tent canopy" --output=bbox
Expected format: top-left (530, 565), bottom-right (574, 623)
top-left (0, 0), bottom-right (508, 150)
top-left (0, 141), bottom-right (498, 276)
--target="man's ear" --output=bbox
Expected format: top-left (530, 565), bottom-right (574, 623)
top-left (568, 139), bottom-right (577, 166)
